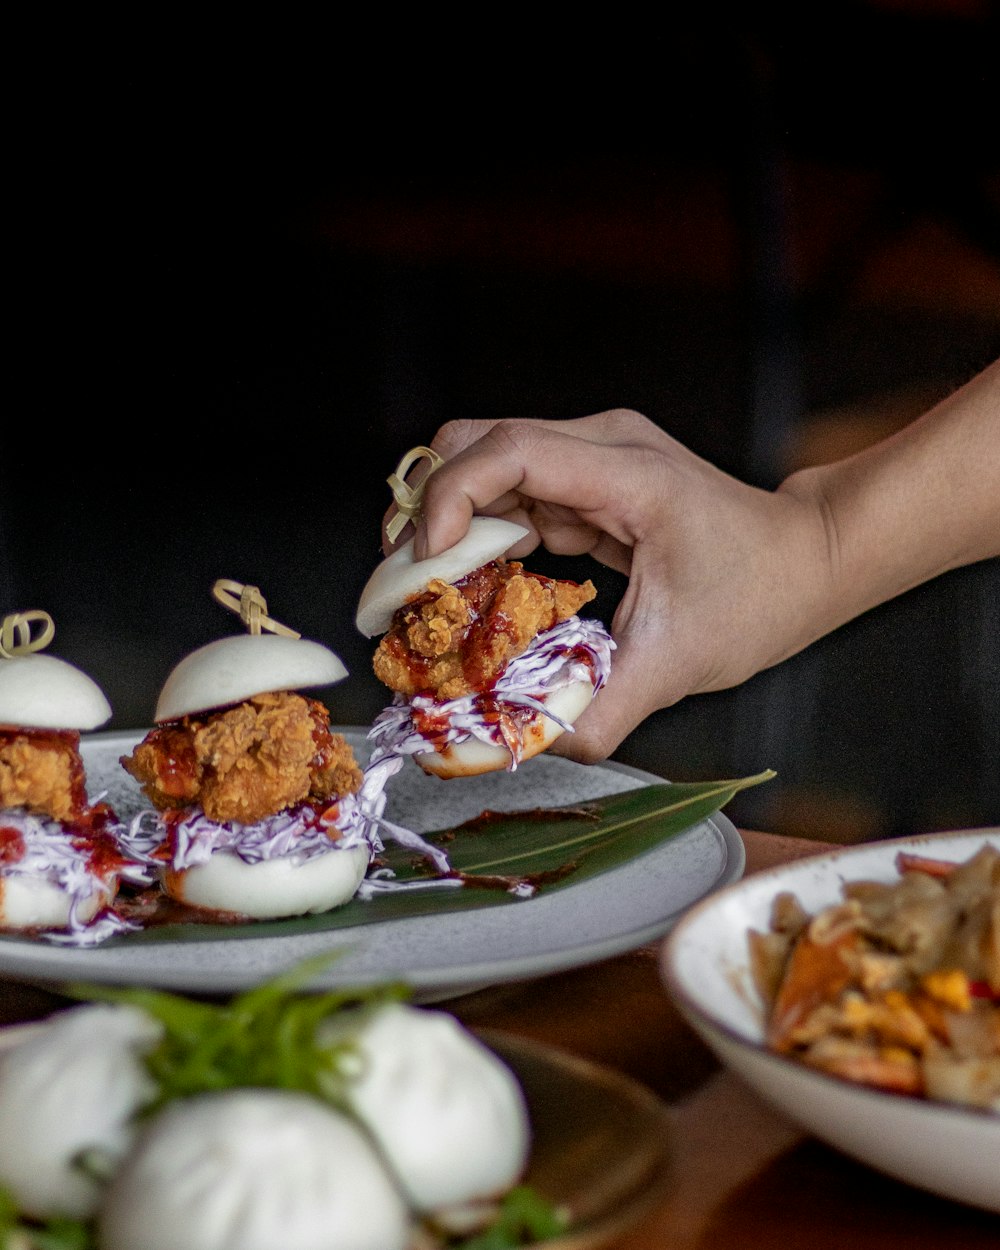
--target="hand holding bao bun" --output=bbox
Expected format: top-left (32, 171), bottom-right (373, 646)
top-left (358, 450), bottom-right (614, 777)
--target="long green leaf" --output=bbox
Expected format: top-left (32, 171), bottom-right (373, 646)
top-left (119, 772), bottom-right (773, 944)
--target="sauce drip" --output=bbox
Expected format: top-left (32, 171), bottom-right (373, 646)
top-left (72, 802), bottom-right (133, 880)
top-left (0, 825), bottom-right (26, 863)
top-left (457, 804), bottom-right (601, 833)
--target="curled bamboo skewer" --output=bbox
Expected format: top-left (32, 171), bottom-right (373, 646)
top-left (0, 610), bottom-right (56, 659)
top-left (211, 580), bottom-right (300, 638)
top-left (385, 445), bottom-right (444, 544)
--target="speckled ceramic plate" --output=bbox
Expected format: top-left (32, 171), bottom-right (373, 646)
top-left (0, 729), bottom-right (744, 999)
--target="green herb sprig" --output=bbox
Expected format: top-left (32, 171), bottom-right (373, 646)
top-left (64, 953), bottom-right (409, 1110)
top-left (453, 1187), bottom-right (569, 1249)
top-left (0, 1184), bottom-right (94, 1250)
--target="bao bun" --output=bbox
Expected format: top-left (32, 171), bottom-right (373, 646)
top-left (164, 844), bottom-right (370, 919)
top-left (0, 874), bottom-right (114, 933)
top-left (358, 515), bottom-right (604, 778)
top-left (148, 633), bottom-right (362, 920)
top-left (340, 1002), bottom-right (529, 1211)
top-left (417, 679), bottom-right (594, 779)
top-left (0, 654), bottom-right (112, 731)
top-left (0, 1004), bottom-right (160, 1220)
top-left (356, 516), bottom-right (529, 638)
top-left (155, 634), bottom-right (348, 723)
top-left (99, 1089), bottom-right (411, 1250)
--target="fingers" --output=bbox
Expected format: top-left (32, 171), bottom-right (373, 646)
top-left (417, 420), bottom-right (647, 560)
top-left (431, 409), bottom-right (672, 459)
top-left (379, 409), bottom-right (670, 559)
top-left (546, 693), bottom-right (633, 765)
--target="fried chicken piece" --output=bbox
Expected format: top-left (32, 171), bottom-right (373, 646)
top-left (374, 560), bottom-right (596, 699)
top-left (0, 728), bottom-right (88, 823)
top-left (122, 692), bottom-right (362, 825)
top-left (406, 579), bottom-right (471, 659)
top-left (374, 579), bottom-right (469, 698)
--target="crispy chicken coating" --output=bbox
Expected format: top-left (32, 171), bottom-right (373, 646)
top-left (121, 692), bottom-right (362, 825)
top-left (0, 728), bottom-right (88, 823)
top-left (374, 560), bottom-right (596, 699)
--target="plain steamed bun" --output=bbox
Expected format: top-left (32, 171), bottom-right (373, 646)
top-left (0, 1004), bottom-right (162, 1219)
top-left (0, 872), bottom-right (114, 932)
top-left (355, 516), bottom-right (529, 639)
top-left (154, 634), bottom-right (348, 722)
top-left (335, 1002), bottom-right (530, 1212)
top-left (0, 653), bottom-right (112, 731)
top-left (98, 1088), bottom-right (411, 1250)
top-left (413, 678), bottom-right (595, 778)
top-left (164, 842), bottom-right (371, 919)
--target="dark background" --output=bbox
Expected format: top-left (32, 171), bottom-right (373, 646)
top-left (3, 6), bottom-right (998, 842)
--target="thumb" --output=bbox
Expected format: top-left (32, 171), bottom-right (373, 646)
top-left (550, 609), bottom-right (675, 764)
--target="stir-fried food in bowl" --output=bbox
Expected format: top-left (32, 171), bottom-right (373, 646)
top-left (750, 846), bottom-right (1000, 1109)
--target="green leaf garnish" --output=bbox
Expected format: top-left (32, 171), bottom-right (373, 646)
top-left (114, 773), bottom-right (773, 943)
top-left (0, 1185), bottom-right (95, 1250)
top-left (65, 953), bottom-right (410, 1109)
top-left (452, 1186), bottom-right (569, 1248)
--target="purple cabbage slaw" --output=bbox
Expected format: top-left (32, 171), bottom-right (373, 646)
top-left (0, 807), bottom-right (137, 947)
top-left (367, 616), bottom-right (615, 771)
top-left (117, 753), bottom-right (452, 879)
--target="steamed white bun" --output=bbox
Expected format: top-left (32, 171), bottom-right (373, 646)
top-left (0, 871), bottom-right (113, 931)
top-left (355, 516), bottom-right (529, 637)
top-left (154, 634), bottom-right (348, 722)
top-left (337, 1003), bottom-right (530, 1211)
top-left (413, 677), bottom-right (595, 778)
top-left (166, 843), bottom-right (370, 919)
top-left (0, 653), bottom-right (112, 730)
top-left (98, 1089), bottom-right (411, 1250)
top-left (0, 1004), bottom-right (162, 1219)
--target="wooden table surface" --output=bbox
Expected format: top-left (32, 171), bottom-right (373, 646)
top-left (1, 829), bottom-right (997, 1247)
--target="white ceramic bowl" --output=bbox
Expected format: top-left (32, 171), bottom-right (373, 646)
top-left (660, 829), bottom-right (1000, 1214)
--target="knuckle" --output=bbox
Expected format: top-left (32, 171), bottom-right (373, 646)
top-left (430, 419), bottom-right (488, 460)
top-left (483, 419), bottom-right (545, 459)
top-left (431, 418), bottom-right (545, 468)
top-left (597, 407), bottom-right (649, 439)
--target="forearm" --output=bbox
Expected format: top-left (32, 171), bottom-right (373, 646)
top-left (778, 358), bottom-right (1000, 645)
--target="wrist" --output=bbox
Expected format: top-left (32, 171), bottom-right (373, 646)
top-left (762, 468), bottom-right (849, 664)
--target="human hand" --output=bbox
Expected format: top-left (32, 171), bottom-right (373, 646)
top-left (389, 411), bottom-right (826, 762)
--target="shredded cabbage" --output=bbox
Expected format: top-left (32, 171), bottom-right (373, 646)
top-left (368, 616), bottom-right (615, 771)
top-left (116, 752), bottom-right (452, 883)
top-left (0, 809), bottom-right (137, 945)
